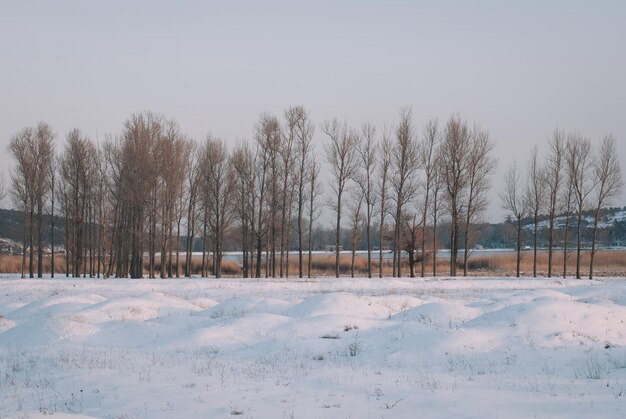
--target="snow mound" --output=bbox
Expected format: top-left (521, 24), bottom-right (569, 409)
top-left (197, 297), bottom-right (292, 318)
top-left (79, 293), bottom-right (203, 323)
top-left (0, 315), bottom-right (15, 332)
top-left (194, 312), bottom-right (291, 348)
top-left (368, 295), bottom-right (426, 316)
top-left (15, 414), bottom-right (99, 419)
top-left (187, 296), bottom-right (219, 309)
top-left (8, 293), bottom-right (108, 319)
top-left (283, 292), bottom-right (392, 318)
top-left (463, 299), bottom-right (626, 347)
top-left (0, 317), bottom-right (71, 346)
top-left (393, 301), bottom-right (483, 327)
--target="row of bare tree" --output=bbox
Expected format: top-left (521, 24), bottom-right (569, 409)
top-left (8, 108), bottom-right (502, 279)
top-left (324, 109), bottom-right (497, 278)
top-left (501, 131), bottom-right (623, 279)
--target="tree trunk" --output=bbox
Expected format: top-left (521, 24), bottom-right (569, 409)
top-left (449, 203), bottom-right (457, 277)
top-left (576, 212), bottom-right (582, 279)
top-left (21, 209), bottom-right (27, 279)
top-left (307, 217), bottom-right (313, 279)
top-left (547, 216), bottom-right (554, 278)
top-left (516, 219), bottom-right (522, 277)
top-left (29, 205), bottom-right (34, 278)
top-left (256, 235), bottom-right (262, 278)
top-left (563, 215), bottom-right (569, 279)
top-left (335, 193), bottom-right (342, 278)
top-left (366, 205), bottom-right (371, 278)
top-left (533, 212), bottom-right (538, 277)
top-left (37, 198), bottom-right (43, 278)
top-left (50, 183), bottom-right (55, 278)
top-left (175, 218), bottom-right (181, 278)
top-left (463, 216), bottom-right (470, 277)
top-left (351, 248), bottom-right (355, 278)
top-left (589, 208), bottom-right (601, 280)
top-left (432, 217), bottom-right (437, 277)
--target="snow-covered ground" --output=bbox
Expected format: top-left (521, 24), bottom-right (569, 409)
top-left (1, 276), bottom-right (625, 418)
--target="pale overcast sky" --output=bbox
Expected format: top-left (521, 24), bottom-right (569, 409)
top-left (1, 1), bottom-right (625, 221)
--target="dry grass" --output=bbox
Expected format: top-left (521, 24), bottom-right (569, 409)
top-left (0, 255), bottom-right (66, 274)
top-left (147, 256), bottom-right (242, 276)
top-left (258, 251), bottom-right (626, 278)
top-left (0, 250), bottom-right (623, 278)
top-left (462, 250), bottom-right (626, 277)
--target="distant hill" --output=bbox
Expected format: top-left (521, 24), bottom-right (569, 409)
top-left (509, 206), bottom-right (626, 248)
top-left (521, 206), bottom-right (626, 231)
top-left (0, 208), bottom-right (65, 253)
top-left (0, 205), bottom-right (624, 255)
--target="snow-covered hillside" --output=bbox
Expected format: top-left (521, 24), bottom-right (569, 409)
top-left (1, 276), bottom-right (625, 418)
top-left (523, 208), bottom-right (626, 230)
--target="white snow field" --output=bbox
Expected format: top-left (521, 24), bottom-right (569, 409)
top-left (1, 276), bottom-right (626, 418)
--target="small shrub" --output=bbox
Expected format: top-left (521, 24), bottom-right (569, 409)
top-left (573, 354), bottom-right (606, 379)
top-left (348, 332), bottom-right (361, 357)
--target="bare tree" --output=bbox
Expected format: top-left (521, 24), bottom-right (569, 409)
top-left (440, 115), bottom-right (472, 276)
top-left (0, 174), bottom-right (5, 247)
top-left (418, 119), bottom-right (439, 277)
top-left (94, 148), bottom-right (108, 278)
top-left (49, 152), bottom-right (57, 277)
top-left (173, 139), bottom-right (194, 278)
top-left (566, 134), bottom-right (594, 279)
top-left (461, 127), bottom-right (496, 276)
top-left (279, 107), bottom-right (299, 277)
top-left (401, 214), bottom-right (420, 277)
top-left (288, 106), bottom-right (314, 278)
top-left (357, 122), bottom-right (378, 278)
top-left (0, 173), bottom-right (6, 259)
top-left (348, 190), bottom-right (364, 278)
top-left (391, 108), bottom-right (420, 277)
top-left (8, 127), bottom-right (35, 278)
top-left (9, 124), bottom-right (55, 278)
top-left (377, 128), bottom-right (392, 278)
top-left (561, 169), bottom-right (575, 279)
top-left (589, 135), bottom-right (623, 279)
top-left (33, 123), bottom-right (55, 278)
top-left (59, 129), bottom-right (97, 278)
top-left (307, 158), bottom-right (322, 278)
top-left (199, 136), bottom-right (235, 278)
top-left (525, 146), bottom-right (544, 277)
top-left (184, 146), bottom-right (201, 278)
top-left (253, 114), bottom-right (281, 278)
top-left (544, 130), bottom-right (565, 277)
top-left (266, 122), bottom-right (283, 278)
top-left (501, 163), bottom-right (527, 277)
top-left (231, 142), bottom-right (256, 278)
top-left (146, 119), bottom-right (164, 279)
top-left (430, 151), bottom-right (445, 277)
top-left (104, 113), bottom-right (168, 278)
top-left (323, 118), bottom-right (358, 278)
top-left (102, 138), bottom-right (123, 277)
top-left (157, 121), bottom-right (189, 278)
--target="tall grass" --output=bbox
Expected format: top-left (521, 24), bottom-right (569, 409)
top-left (0, 255), bottom-right (66, 274)
top-left (465, 250), bottom-right (626, 277)
top-left (0, 250), bottom-right (623, 277)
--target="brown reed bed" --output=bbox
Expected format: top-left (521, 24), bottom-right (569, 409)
top-left (0, 255), bottom-right (66, 275)
top-left (0, 250), bottom-right (623, 278)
